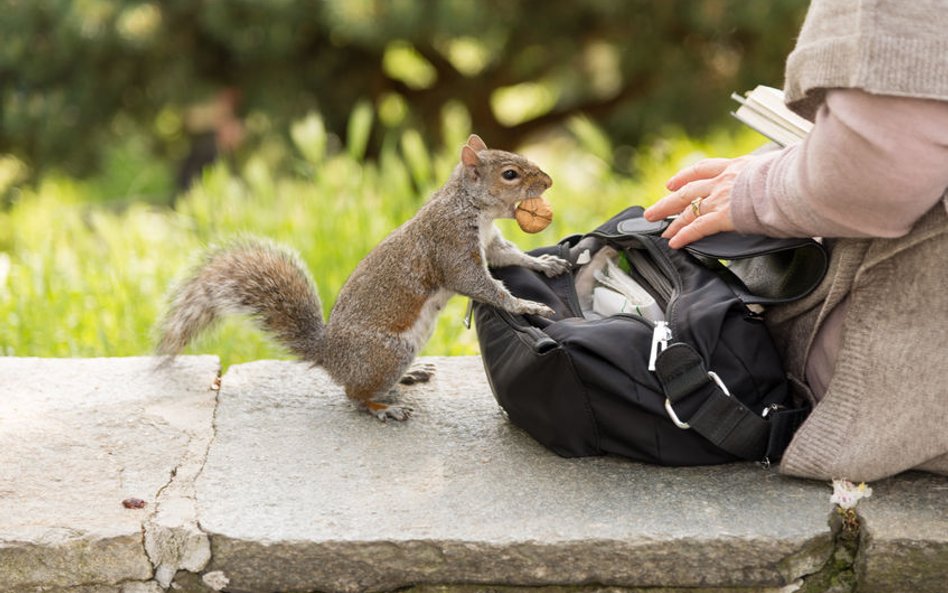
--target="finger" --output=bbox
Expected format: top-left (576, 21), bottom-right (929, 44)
top-left (643, 179), bottom-right (715, 221)
top-left (662, 191), bottom-right (717, 239)
top-left (660, 198), bottom-right (701, 238)
top-left (668, 210), bottom-right (734, 249)
top-left (662, 192), bottom-right (714, 239)
top-left (665, 158), bottom-right (732, 191)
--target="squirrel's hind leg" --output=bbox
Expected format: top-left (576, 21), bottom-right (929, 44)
top-left (324, 329), bottom-right (416, 421)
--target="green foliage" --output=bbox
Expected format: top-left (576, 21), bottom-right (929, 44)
top-left (0, 110), bottom-right (767, 366)
top-left (1, 0), bottom-right (808, 177)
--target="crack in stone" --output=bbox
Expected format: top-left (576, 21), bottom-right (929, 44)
top-left (794, 510), bottom-right (862, 593)
top-left (140, 522), bottom-right (157, 577)
top-left (153, 464), bottom-right (180, 504)
top-left (140, 366), bottom-right (223, 590)
top-left (194, 368), bottom-right (223, 497)
top-left (142, 458), bottom-right (186, 586)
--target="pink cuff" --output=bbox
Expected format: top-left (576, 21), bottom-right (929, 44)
top-left (730, 149), bottom-right (787, 236)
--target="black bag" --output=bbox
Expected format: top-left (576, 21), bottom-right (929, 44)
top-left (473, 206), bottom-right (828, 466)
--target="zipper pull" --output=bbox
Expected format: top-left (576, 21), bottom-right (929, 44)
top-left (648, 320), bottom-right (672, 371)
top-left (463, 299), bottom-right (474, 329)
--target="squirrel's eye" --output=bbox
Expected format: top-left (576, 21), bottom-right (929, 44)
top-left (501, 169), bottom-right (519, 181)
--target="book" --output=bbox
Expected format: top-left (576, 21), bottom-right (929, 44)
top-left (730, 85), bottom-right (813, 147)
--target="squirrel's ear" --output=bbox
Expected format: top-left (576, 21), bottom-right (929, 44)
top-left (466, 134), bottom-right (488, 152)
top-left (461, 145), bottom-right (480, 169)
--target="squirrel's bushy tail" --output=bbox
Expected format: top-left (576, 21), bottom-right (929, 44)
top-left (156, 238), bottom-right (326, 362)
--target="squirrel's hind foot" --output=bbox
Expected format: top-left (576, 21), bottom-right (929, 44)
top-left (361, 400), bottom-right (413, 422)
top-left (398, 362), bottom-right (436, 385)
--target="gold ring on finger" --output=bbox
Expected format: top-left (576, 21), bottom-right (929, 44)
top-left (690, 197), bottom-right (704, 217)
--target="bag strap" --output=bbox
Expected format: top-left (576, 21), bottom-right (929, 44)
top-left (682, 233), bottom-right (828, 306)
top-left (654, 343), bottom-right (808, 463)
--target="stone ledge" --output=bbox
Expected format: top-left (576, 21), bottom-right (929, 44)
top-left (855, 472), bottom-right (948, 593)
top-left (0, 356), bottom-right (945, 593)
top-left (0, 356), bottom-right (220, 592)
top-left (198, 358), bottom-right (832, 593)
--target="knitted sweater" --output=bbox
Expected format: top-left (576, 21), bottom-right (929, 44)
top-left (783, 0), bottom-right (948, 119)
top-left (762, 0), bottom-right (948, 481)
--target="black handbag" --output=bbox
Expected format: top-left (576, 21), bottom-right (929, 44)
top-left (473, 206), bottom-right (828, 466)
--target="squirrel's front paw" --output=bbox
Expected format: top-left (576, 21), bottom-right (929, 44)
top-left (533, 254), bottom-right (571, 277)
top-left (514, 299), bottom-right (555, 317)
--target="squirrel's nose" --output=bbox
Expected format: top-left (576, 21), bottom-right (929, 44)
top-left (542, 172), bottom-right (553, 189)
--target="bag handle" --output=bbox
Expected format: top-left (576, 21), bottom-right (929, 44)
top-left (682, 233), bottom-right (828, 306)
top-left (595, 206), bottom-right (828, 306)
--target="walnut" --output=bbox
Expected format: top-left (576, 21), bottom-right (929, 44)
top-left (515, 196), bottom-right (553, 233)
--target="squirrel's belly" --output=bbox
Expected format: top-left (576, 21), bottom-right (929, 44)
top-left (401, 288), bottom-right (453, 349)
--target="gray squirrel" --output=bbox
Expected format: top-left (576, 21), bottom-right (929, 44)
top-left (157, 134), bottom-right (570, 420)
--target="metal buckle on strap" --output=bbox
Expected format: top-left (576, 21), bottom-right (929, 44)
top-left (664, 371), bottom-right (731, 430)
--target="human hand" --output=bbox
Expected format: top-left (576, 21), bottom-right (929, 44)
top-left (643, 156), bottom-right (754, 249)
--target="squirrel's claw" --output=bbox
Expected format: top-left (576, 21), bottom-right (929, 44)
top-left (377, 405), bottom-right (413, 422)
top-left (514, 299), bottom-right (556, 318)
top-left (361, 400), bottom-right (413, 422)
top-left (534, 254), bottom-right (571, 277)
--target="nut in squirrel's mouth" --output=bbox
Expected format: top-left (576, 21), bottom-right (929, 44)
top-left (514, 195), bottom-right (554, 233)
top-left (514, 195), bottom-right (547, 213)
top-left (510, 195), bottom-right (539, 216)
top-left (515, 195), bottom-right (550, 212)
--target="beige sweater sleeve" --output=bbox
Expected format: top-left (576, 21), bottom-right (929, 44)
top-left (731, 89), bottom-right (948, 238)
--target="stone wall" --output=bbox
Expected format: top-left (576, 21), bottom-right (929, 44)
top-left (1, 356), bottom-right (945, 593)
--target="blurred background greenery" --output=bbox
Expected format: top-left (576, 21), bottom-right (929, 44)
top-left (0, 0), bottom-right (807, 365)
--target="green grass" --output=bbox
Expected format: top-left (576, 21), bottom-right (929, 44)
top-left (0, 113), bottom-right (766, 367)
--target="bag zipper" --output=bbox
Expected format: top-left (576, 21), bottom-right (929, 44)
top-left (648, 320), bottom-right (672, 371)
top-left (587, 231), bottom-right (682, 319)
top-left (587, 230), bottom-right (684, 368)
top-left (633, 237), bottom-right (682, 323)
top-left (625, 249), bottom-right (674, 308)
